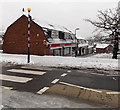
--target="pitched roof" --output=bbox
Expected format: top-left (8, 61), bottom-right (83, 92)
top-left (5, 14), bottom-right (73, 35)
top-left (96, 44), bottom-right (110, 49)
top-left (34, 20), bottom-right (72, 33)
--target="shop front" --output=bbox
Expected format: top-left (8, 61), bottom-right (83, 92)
top-left (49, 43), bottom-right (75, 56)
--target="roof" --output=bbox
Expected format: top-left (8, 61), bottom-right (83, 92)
top-left (77, 37), bottom-right (86, 40)
top-left (96, 44), bottom-right (110, 49)
top-left (34, 19), bottom-right (72, 34)
top-left (7, 14), bottom-right (73, 34)
top-left (78, 43), bottom-right (88, 47)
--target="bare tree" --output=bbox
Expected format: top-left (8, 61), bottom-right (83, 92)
top-left (85, 8), bottom-right (120, 59)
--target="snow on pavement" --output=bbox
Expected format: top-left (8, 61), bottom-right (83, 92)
top-left (0, 53), bottom-right (119, 70)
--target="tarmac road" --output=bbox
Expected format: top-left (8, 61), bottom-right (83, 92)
top-left (1, 63), bottom-right (119, 108)
top-left (1, 64), bottom-right (119, 94)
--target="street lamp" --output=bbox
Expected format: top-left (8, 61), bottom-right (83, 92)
top-left (75, 28), bottom-right (79, 37)
top-left (75, 28), bottom-right (79, 57)
top-left (27, 8), bottom-right (31, 63)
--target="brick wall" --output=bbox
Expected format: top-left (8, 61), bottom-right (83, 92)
top-left (3, 15), bottom-right (49, 56)
top-left (96, 45), bottom-right (113, 53)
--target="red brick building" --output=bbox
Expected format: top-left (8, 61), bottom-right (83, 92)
top-left (3, 15), bottom-right (76, 56)
top-left (95, 44), bottom-right (113, 53)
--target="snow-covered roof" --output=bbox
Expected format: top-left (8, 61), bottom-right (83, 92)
top-left (77, 37), bottom-right (86, 40)
top-left (78, 43), bottom-right (88, 47)
top-left (34, 19), bottom-right (72, 33)
top-left (88, 45), bottom-right (94, 48)
top-left (96, 44), bottom-right (110, 49)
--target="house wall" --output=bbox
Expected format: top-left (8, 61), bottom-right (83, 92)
top-left (96, 48), bottom-right (106, 53)
top-left (3, 15), bottom-right (49, 56)
top-left (78, 46), bottom-right (89, 56)
top-left (96, 45), bottom-right (113, 53)
top-left (88, 47), bottom-right (94, 54)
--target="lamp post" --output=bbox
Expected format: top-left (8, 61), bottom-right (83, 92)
top-left (27, 8), bottom-right (31, 63)
top-left (75, 28), bottom-right (79, 57)
top-left (75, 28), bottom-right (79, 37)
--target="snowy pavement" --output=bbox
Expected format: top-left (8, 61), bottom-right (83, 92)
top-left (2, 86), bottom-right (108, 108)
top-left (0, 53), bottom-right (119, 71)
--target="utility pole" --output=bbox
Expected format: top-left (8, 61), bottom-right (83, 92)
top-left (27, 8), bottom-right (31, 63)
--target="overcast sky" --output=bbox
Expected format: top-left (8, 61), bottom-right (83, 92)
top-left (0, 0), bottom-right (119, 39)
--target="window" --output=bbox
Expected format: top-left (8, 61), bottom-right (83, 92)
top-left (59, 31), bottom-right (65, 40)
top-left (44, 29), bottom-right (51, 38)
top-left (82, 48), bottom-right (85, 54)
top-left (47, 30), bottom-right (51, 38)
top-left (64, 33), bottom-right (73, 40)
top-left (51, 30), bottom-right (59, 38)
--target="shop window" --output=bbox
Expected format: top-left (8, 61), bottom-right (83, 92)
top-left (64, 47), bottom-right (70, 55)
top-left (53, 49), bottom-right (61, 56)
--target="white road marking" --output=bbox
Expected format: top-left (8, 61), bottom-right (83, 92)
top-left (0, 74), bottom-right (32, 83)
top-left (90, 73), bottom-right (104, 76)
top-left (51, 79), bottom-right (59, 84)
top-left (106, 92), bottom-right (120, 95)
top-left (59, 82), bottom-right (102, 93)
top-left (61, 73), bottom-right (67, 77)
top-left (0, 105), bottom-right (3, 109)
top-left (67, 70), bottom-right (71, 73)
top-left (1, 86), bottom-right (13, 90)
top-left (7, 69), bottom-right (46, 75)
top-left (37, 87), bottom-right (49, 94)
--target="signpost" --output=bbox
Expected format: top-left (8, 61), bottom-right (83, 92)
top-left (27, 8), bottom-right (31, 63)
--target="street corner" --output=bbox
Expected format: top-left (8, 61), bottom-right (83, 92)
top-left (46, 82), bottom-right (120, 108)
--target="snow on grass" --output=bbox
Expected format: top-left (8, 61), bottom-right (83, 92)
top-left (89, 53), bottom-right (113, 59)
top-left (0, 53), bottom-right (119, 70)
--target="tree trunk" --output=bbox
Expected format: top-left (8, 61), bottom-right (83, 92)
top-left (112, 38), bottom-right (118, 59)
